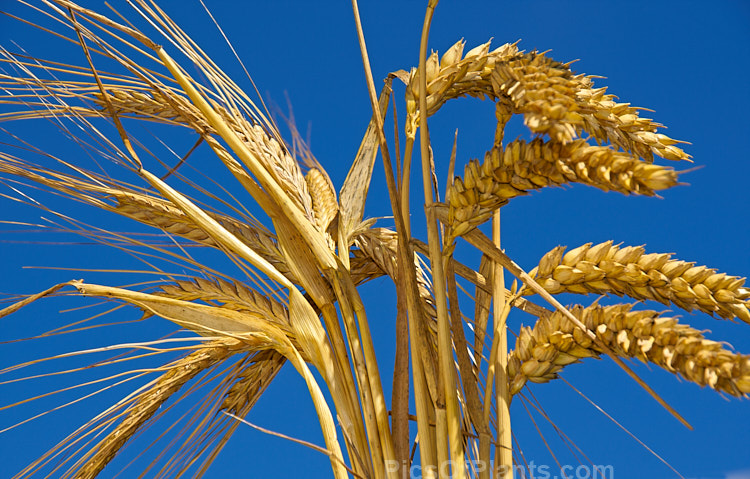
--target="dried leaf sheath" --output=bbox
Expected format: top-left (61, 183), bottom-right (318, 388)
top-left (354, 228), bottom-right (437, 329)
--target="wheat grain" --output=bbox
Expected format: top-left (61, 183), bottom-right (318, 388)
top-left (508, 303), bottom-right (750, 397)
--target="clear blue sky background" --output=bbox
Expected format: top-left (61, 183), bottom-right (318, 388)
top-left (1, 1), bottom-right (749, 478)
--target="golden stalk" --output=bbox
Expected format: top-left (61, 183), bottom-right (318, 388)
top-left (492, 212), bottom-right (513, 478)
top-left (417, 2), bottom-right (466, 477)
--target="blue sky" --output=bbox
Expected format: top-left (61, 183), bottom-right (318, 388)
top-left (1, 1), bottom-right (749, 478)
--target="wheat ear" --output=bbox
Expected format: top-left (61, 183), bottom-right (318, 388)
top-left (528, 241), bottom-right (750, 323)
top-left (447, 139), bottom-right (679, 237)
top-left (220, 349), bottom-right (287, 414)
top-left (158, 277), bottom-right (289, 324)
top-left (115, 194), bottom-right (290, 272)
top-left (401, 42), bottom-right (689, 164)
top-left (508, 303), bottom-right (750, 397)
top-left (490, 51), bottom-right (691, 161)
top-left (0, 153), bottom-right (294, 281)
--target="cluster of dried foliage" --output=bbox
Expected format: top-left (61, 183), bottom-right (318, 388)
top-left (0, 1), bottom-right (747, 478)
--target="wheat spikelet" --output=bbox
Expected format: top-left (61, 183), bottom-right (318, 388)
top-left (1, 3), bottom-right (745, 477)
top-left (508, 303), bottom-right (750, 397)
top-left (77, 338), bottom-right (246, 479)
top-left (446, 139), bottom-right (679, 237)
top-left (527, 241), bottom-right (750, 323)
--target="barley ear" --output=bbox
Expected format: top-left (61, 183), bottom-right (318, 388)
top-left (77, 339), bottom-right (244, 479)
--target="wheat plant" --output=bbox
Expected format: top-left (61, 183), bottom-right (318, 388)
top-left (0, 1), bottom-right (748, 478)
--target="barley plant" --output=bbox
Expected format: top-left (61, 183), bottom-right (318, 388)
top-left (1, 1), bottom-right (748, 478)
